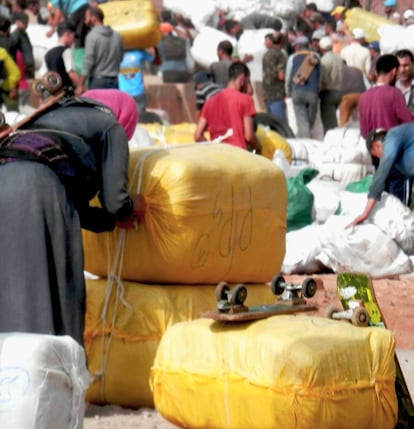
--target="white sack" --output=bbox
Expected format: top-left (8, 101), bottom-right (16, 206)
top-left (378, 24), bottom-right (414, 54)
top-left (306, 176), bottom-right (344, 223)
top-left (316, 162), bottom-right (374, 185)
top-left (129, 125), bottom-right (155, 149)
top-left (316, 215), bottom-right (413, 277)
top-left (163, 0), bottom-right (216, 30)
top-left (190, 27), bottom-right (236, 69)
top-left (340, 191), bottom-right (414, 255)
top-left (0, 333), bottom-right (90, 429)
top-left (25, 24), bottom-right (58, 71)
top-left (237, 28), bottom-right (274, 82)
top-left (281, 224), bottom-right (327, 274)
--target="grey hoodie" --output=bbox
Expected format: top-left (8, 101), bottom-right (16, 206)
top-left (82, 25), bottom-right (123, 78)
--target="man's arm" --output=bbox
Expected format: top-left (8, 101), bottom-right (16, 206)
top-left (194, 116), bottom-right (208, 142)
top-left (346, 197), bottom-right (377, 228)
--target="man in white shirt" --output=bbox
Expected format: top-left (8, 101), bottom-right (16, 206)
top-left (340, 28), bottom-right (371, 87)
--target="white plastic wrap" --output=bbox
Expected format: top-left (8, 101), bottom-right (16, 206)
top-left (0, 333), bottom-right (90, 429)
top-left (316, 215), bottom-right (413, 277)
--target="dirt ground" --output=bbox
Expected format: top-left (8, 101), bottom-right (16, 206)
top-left (83, 273), bottom-right (414, 428)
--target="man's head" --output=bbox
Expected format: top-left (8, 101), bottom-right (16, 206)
top-left (217, 40), bottom-right (233, 59)
top-left (368, 41), bottom-right (380, 56)
top-left (57, 20), bottom-right (76, 45)
top-left (395, 49), bottom-right (414, 83)
top-left (375, 54), bottom-right (400, 84)
top-left (351, 27), bottom-right (366, 43)
top-left (264, 33), bottom-right (275, 49)
top-left (366, 128), bottom-right (387, 159)
top-left (84, 6), bottom-right (104, 26)
top-left (228, 61), bottom-right (250, 93)
top-left (384, 0), bottom-right (397, 16)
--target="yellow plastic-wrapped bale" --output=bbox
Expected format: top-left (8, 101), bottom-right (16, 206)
top-left (100, 0), bottom-right (161, 50)
top-left (150, 316), bottom-right (398, 429)
top-left (84, 278), bottom-right (278, 407)
top-left (140, 122), bottom-right (198, 146)
top-left (345, 7), bottom-right (395, 43)
top-left (83, 143), bottom-right (287, 284)
top-left (256, 124), bottom-right (292, 162)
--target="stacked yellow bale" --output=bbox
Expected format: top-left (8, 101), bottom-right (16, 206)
top-left (150, 316), bottom-right (398, 428)
top-left (83, 143), bottom-right (287, 406)
top-left (140, 122), bottom-right (292, 162)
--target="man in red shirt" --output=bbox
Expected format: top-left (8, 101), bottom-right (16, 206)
top-left (358, 54), bottom-right (414, 139)
top-left (194, 61), bottom-right (261, 153)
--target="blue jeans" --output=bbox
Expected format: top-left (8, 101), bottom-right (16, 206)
top-left (266, 99), bottom-right (287, 124)
top-left (292, 90), bottom-right (319, 138)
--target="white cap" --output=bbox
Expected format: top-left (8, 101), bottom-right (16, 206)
top-left (319, 36), bottom-right (332, 51)
top-left (352, 27), bottom-right (366, 39)
top-left (403, 9), bottom-right (414, 19)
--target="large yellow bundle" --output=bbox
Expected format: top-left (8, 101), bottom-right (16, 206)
top-left (83, 143), bottom-right (287, 284)
top-left (345, 7), bottom-right (395, 42)
top-left (140, 122), bottom-right (292, 162)
top-left (151, 316), bottom-right (397, 429)
top-left (84, 278), bottom-right (277, 407)
top-left (101, 0), bottom-right (161, 50)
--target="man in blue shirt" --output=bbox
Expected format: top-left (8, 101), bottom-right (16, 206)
top-left (118, 49), bottom-right (154, 116)
top-left (347, 123), bottom-right (414, 227)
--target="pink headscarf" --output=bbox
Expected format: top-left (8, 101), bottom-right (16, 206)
top-left (82, 89), bottom-right (138, 140)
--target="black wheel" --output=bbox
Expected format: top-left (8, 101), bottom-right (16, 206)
top-left (42, 71), bottom-right (62, 93)
top-left (270, 274), bottom-right (285, 295)
top-left (351, 307), bottom-right (369, 327)
top-left (254, 112), bottom-right (295, 138)
top-left (301, 278), bottom-right (317, 298)
top-left (323, 304), bottom-right (340, 319)
top-left (230, 284), bottom-right (247, 305)
top-left (215, 281), bottom-right (230, 302)
top-left (31, 79), bottom-right (45, 97)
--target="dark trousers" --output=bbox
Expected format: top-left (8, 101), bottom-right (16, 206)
top-left (89, 76), bottom-right (119, 90)
top-left (320, 89), bottom-right (342, 135)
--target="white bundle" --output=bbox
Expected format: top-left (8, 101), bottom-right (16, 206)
top-left (316, 215), bottom-right (413, 277)
top-left (378, 24), bottom-right (414, 54)
top-left (190, 27), bottom-right (236, 68)
top-left (281, 224), bottom-right (327, 274)
top-left (306, 175), bottom-right (344, 223)
top-left (340, 192), bottom-right (414, 255)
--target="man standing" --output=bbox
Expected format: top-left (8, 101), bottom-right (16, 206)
top-left (262, 33), bottom-right (287, 123)
top-left (76, 7), bottom-right (123, 93)
top-left (285, 35), bottom-right (320, 138)
top-left (347, 123), bottom-right (414, 227)
top-left (210, 39), bottom-right (233, 86)
top-left (45, 21), bottom-right (79, 90)
top-left (358, 54), bottom-right (413, 139)
top-left (340, 28), bottom-right (371, 86)
top-left (118, 48), bottom-right (155, 117)
top-left (395, 49), bottom-right (414, 112)
top-left (318, 35), bottom-right (343, 133)
top-left (194, 61), bottom-right (261, 153)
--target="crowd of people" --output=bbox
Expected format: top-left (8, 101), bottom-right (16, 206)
top-left (0, 0), bottom-right (414, 348)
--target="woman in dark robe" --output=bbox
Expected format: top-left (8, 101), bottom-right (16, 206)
top-left (0, 88), bottom-right (141, 346)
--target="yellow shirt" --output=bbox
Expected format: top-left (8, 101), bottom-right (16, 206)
top-left (0, 47), bottom-right (21, 91)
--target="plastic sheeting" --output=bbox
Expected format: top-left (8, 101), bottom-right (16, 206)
top-left (83, 143), bottom-right (287, 284)
top-left (0, 333), bottom-right (89, 429)
top-left (84, 278), bottom-right (278, 407)
top-left (100, 0), bottom-right (161, 50)
top-left (151, 316), bottom-right (397, 429)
